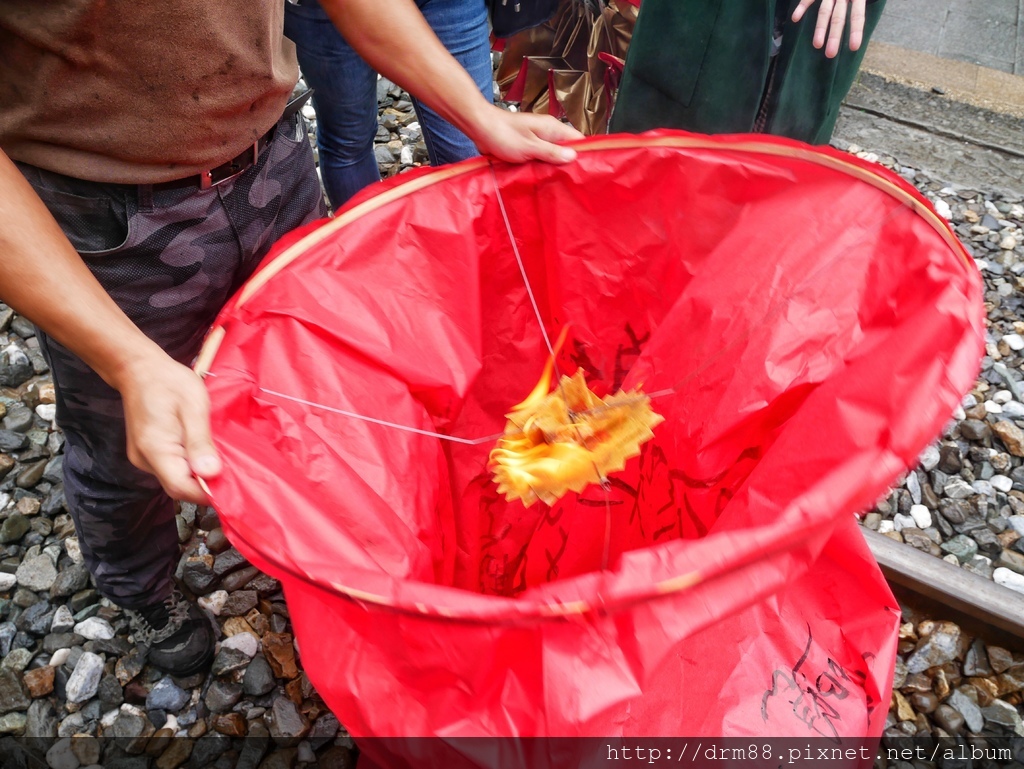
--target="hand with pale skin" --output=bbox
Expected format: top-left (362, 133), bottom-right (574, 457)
top-left (118, 360), bottom-right (222, 504)
top-left (791, 0), bottom-right (868, 59)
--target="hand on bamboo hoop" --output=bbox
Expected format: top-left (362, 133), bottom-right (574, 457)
top-left (121, 356), bottom-right (222, 505)
top-left (470, 107), bottom-right (584, 165)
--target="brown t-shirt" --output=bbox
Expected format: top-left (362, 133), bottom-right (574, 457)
top-left (0, 0), bottom-right (299, 183)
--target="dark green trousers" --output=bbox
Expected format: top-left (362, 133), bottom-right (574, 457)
top-left (610, 0), bottom-right (886, 144)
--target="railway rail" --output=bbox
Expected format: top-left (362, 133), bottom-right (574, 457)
top-left (865, 526), bottom-right (1024, 650)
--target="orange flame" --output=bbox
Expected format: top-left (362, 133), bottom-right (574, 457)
top-left (489, 330), bottom-right (664, 507)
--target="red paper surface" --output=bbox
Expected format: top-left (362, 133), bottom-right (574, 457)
top-left (202, 132), bottom-right (983, 753)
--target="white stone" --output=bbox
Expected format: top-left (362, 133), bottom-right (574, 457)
top-left (962, 392), bottom-right (978, 408)
top-left (221, 632), bottom-right (258, 659)
top-left (1008, 516), bottom-right (1024, 537)
top-left (49, 648), bottom-right (71, 668)
top-left (909, 505), bottom-right (932, 529)
top-left (51, 606), bottom-right (76, 633)
top-left (164, 714), bottom-right (179, 734)
top-left (119, 703), bottom-right (145, 718)
top-left (35, 404), bottom-right (56, 422)
top-left (46, 737), bottom-right (80, 769)
top-left (99, 709), bottom-right (119, 730)
top-left (65, 653), bottom-right (104, 704)
top-left (943, 554), bottom-right (960, 566)
top-left (991, 475), bottom-right (1014, 493)
top-left (893, 513), bottom-right (916, 532)
top-left (972, 480), bottom-right (995, 497)
top-left (399, 145), bottom-right (414, 166)
top-left (65, 538), bottom-right (83, 565)
top-left (0, 572), bottom-right (16, 592)
top-left (198, 591), bottom-right (229, 616)
top-left (878, 520), bottom-right (895, 534)
top-left (994, 567), bottom-right (1024, 594)
top-left (1003, 401), bottom-right (1024, 419)
top-left (985, 400), bottom-right (1003, 414)
top-left (918, 445), bottom-right (941, 472)
top-left (2, 344), bottom-right (28, 369)
top-left (1001, 235), bottom-right (1018, 250)
top-left (933, 199), bottom-right (952, 220)
top-left (944, 478), bottom-right (975, 499)
top-left (1004, 333), bottom-right (1024, 351)
top-left (952, 405), bottom-right (966, 421)
top-left (994, 389), bottom-right (1014, 404)
top-left (73, 617), bottom-right (114, 642)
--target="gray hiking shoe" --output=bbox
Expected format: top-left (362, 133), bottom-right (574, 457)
top-left (126, 588), bottom-right (215, 677)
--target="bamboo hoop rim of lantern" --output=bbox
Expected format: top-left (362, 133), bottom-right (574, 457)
top-left (193, 131), bottom-right (973, 620)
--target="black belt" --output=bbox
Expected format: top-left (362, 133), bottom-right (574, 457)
top-left (151, 89), bottom-right (313, 192)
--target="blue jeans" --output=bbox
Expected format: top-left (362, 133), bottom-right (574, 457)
top-left (284, 0), bottom-right (494, 208)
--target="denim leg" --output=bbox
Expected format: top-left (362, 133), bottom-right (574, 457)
top-left (20, 114), bottom-right (325, 609)
top-left (285, 0), bottom-right (381, 209)
top-left (286, 0), bottom-right (493, 206)
top-left (414, 0), bottom-right (494, 166)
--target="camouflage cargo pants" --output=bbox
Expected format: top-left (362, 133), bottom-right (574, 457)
top-left (16, 111), bottom-right (327, 609)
